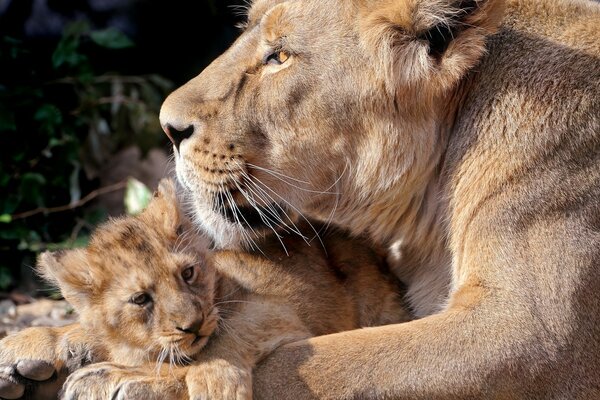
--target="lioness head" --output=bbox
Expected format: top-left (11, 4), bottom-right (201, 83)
top-left (37, 179), bottom-right (218, 366)
top-left (160, 0), bottom-right (504, 249)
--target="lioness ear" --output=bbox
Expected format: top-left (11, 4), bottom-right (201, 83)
top-left (142, 178), bottom-right (182, 238)
top-left (37, 249), bottom-right (95, 312)
top-left (360, 0), bottom-right (505, 93)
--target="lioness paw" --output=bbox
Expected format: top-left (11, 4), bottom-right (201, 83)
top-left (187, 362), bottom-right (252, 400)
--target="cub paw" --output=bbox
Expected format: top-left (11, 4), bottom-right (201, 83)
top-left (0, 327), bottom-right (72, 400)
top-left (187, 361), bottom-right (252, 400)
top-left (61, 362), bottom-right (183, 400)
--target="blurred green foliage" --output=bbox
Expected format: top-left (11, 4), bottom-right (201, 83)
top-left (0, 21), bottom-right (172, 291)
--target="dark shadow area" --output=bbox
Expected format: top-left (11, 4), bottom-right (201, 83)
top-left (0, 0), bottom-right (246, 298)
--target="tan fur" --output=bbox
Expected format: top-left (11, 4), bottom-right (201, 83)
top-left (1, 179), bottom-right (408, 399)
top-left (154, 0), bottom-right (600, 398)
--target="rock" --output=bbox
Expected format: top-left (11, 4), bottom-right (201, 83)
top-left (0, 300), bottom-right (15, 318)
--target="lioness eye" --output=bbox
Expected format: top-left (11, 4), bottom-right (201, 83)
top-left (182, 265), bottom-right (195, 283)
top-left (131, 292), bottom-right (151, 306)
top-left (264, 50), bottom-right (290, 66)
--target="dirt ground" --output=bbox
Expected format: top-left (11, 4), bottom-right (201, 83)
top-left (0, 295), bottom-right (77, 339)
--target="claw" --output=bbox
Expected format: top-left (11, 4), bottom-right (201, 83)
top-left (0, 379), bottom-right (24, 399)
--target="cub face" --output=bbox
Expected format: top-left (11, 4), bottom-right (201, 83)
top-left (38, 179), bottom-right (218, 366)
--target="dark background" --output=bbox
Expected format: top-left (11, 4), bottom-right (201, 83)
top-left (0, 0), bottom-right (246, 295)
top-left (0, 0), bottom-right (246, 85)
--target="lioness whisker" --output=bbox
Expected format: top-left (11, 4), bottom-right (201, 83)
top-left (318, 161), bottom-right (348, 236)
top-left (232, 180), bottom-right (289, 256)
top-left (238, 174), bottom-right (300, 234)
top-left (222, 184), bottom-right (263, 253)
top-left (222, 183), bottom-right (261, 251)
top-left (250, 174), bottom-right (327, 254)
top-left (234, 180), bottom-right (292, 234)
top-left (245, 162), bottom-right (311, 185)
top-left (173, 227), bottom-right (195, 252)
top-left (240, 173), bottom-right (310, 243)
top-left (214, 299), bottom-right (261, 306)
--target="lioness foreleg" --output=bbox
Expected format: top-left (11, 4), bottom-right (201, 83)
top-left (253, 293), bottom-right (557, 399)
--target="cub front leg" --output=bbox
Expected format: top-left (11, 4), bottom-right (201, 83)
top-left (61, 362), bottom-right (187, 400)
top-left (186, 359), bottom-right (252, 400)
top-left (0, 323), bottom-right (92, 400)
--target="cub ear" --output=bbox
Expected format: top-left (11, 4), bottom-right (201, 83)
top-left (141, 178), bottom-right (182, 237)
top-left (360, 0), bottom-right (505, 94)
top-left (37, 249), bottom-right (96, 312)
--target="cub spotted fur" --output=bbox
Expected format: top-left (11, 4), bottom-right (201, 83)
top-left (3, 178), bottom-right (408, 399)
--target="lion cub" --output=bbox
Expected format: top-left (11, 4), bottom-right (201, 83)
top-left (25, 178), bottom-right (409, 399)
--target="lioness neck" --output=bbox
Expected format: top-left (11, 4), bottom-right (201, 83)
top-left (338, 101), bottom-right (457, 316)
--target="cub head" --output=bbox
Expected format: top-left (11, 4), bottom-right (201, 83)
top-left (159, 0), bottom-right (505, 248)
top-left (37, 179), bottom-right (218, 366)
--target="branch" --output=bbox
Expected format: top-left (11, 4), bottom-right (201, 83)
top-left (11, 181), bottom-right (128, 220)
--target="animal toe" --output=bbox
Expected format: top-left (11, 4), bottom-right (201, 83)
top-left (15, 360), bottom-right (55, 381)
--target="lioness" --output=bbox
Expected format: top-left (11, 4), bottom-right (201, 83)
top-left (0, 179), bottom-right (408, 399)
top-left (2, 0), bottom-right (599, 398)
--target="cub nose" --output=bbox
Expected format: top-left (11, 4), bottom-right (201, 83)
top-left (163, 124), bottom-right (195, 151)
top-left (175, 316), bottom-right (204, 334)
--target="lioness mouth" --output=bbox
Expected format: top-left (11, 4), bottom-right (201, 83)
top-left (192, 335), bottom-right (204, 345)
top-left (218, 191), bottom-right (286, 230)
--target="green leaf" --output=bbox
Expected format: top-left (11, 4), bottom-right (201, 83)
top-left (52, 20), bottom-right (90, 69)
top-left (1, 194), bottom-right (20, 215)
top-left (0, 105), bottom-right (16, 132)
top-left (0, 173), bottom-right (9, 187)
top-left (19, 173), bottom-right (47, 207)
top-left (64, 20), bottom-right (91, 37)
top-left (0, 266), bottom-right (13, 290)
top-left (35, 104), bottom-right (63, 135)
top-left (124, 178), bottom-right (151, 216)
top-left (52, 36), bottom-right (84, 69)
top-left (0, 214), bottom-right (11, 223)
top-left (90, 28), bottom-right (134, 49)
top-left (46, 235), bottom-right (90, 251)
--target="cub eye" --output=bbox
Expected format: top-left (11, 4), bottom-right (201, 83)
top-left (264, 50), bottom-right (290, 66)
top-left (130, 292), bottom-right (151, 306)
top-left (181, 265), bottom-right (196, 283)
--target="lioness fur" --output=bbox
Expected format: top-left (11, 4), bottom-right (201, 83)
top-left (1, 179), bottom-right (408, 399)
top-left (0, 0), bottom-right (598, 398)
top-left (156, 0), bottom-right (599, 398)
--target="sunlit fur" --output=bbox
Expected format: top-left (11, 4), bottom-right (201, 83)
top-left (38, 179), bottom-right (217, 368)
top-left (27, 178), bottom-right (409, 399)
top-left (159, 0), bottom-right (505, 315)
top-left (159, 0), bottom-right (600, 397)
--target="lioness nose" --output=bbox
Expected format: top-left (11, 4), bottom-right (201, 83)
top-left (176, 316), bottom-right (204, 334)
top-left (163, 124), bottom-right (195, 151)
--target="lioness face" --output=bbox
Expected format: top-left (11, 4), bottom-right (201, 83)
top-left (160, 0), bottom-right (502, 247)
top-left (161, 0), bottom-right (376, 248)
